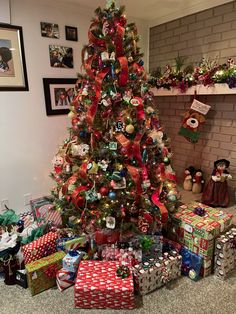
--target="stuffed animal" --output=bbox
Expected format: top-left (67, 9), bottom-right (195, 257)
top-left (202, 159), bottom-right (232, 207)
top-left (183, 166), bottom-right (195, 191)
top-left (192, 169), bottom-right (204, 194)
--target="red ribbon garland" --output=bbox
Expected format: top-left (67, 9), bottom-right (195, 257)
top-left (71, 185), bottom-right (89, 208)
top-left (126, 164), bottom-right (142, 199)
top-left (115, 133), bottom-right (143, 167)
top-left (118, 56), bottom-right (128, 86)
top-left (151, 188), bottom-right (168, 223)
top-left (88, 23), bottom-right (106, 47)
top-left (114, 25), bottom-right (125, 57)
top-left (86, 67), bottom-right (110, 126)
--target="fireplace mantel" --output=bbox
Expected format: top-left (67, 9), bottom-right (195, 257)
top-left (151, 84), bottom-right (236, 96)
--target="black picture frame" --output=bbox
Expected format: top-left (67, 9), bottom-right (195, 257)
top-left (0, 23), bottom-right (28, 91)
top-left (65, 26), bottom-right (78, 41)
top-left (43, 78), bottom-right (77, 116)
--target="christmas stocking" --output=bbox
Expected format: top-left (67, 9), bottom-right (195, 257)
top-left (178, 99), bottom-right (211, 143)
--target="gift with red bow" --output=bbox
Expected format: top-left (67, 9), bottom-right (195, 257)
top-left (25, 251), bottom-right (65, 296)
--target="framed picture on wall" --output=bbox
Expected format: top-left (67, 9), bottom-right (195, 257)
top-left (49, 45), bottom-right (73, 68)
top-left (0, 23), bottom-right (28, 91)
top-left (40, 22), bottom-right (59, 39)
top-left (43, 78), bottom-right (77, 116)
top-left (65, 26), bottom-right (78, 41)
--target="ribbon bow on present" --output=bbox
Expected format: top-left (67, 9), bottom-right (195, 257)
top-left (193, 207), bottom-right (206, 217)
top-left (116, 265), bottom-right (130, 278)
top-left (44, 264), bottom-right (58, 278)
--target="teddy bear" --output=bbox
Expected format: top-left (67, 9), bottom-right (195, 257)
top-left (183, 166), bottom-right (195, 191)
top-left (192, 169), bottom-right (204, 194)
top-left (182, 111), bottom-right (205, 132)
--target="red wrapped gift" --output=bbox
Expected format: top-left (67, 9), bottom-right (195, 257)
top-left (22, 232), bottom-right (58, 264)
top-left (74, 261), bottom-right (135, 309)
top-left (94, 229), bottom-right (120, 245)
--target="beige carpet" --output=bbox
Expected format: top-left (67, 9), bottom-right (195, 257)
top-left (0, 189), bottom-right (235, 314)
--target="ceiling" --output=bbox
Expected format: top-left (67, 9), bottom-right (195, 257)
top-left (51, 0), bottom-right (232, 24)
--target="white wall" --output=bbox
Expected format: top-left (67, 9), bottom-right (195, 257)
top-left (0, 0), bottom-right (148, 213)
top-left (0, 0), bottom-right (10, 23)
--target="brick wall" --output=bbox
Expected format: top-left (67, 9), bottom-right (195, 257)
top-left (149, 1), bottom-right (236, 200)
top-left (155, 95), bottom-right (236, 199)
top-left (149, 1), bottom-right (236, 72)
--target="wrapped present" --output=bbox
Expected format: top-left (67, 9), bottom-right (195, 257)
top-left (132, 251), bottom-right (182, 295)
top-left (22, 231), bottom-right (58, 264)
top-left (94, 229), bottom-right (120, 245)
top-left (19, 211), bottom-right (34, 228)
top-left (56, 268), bottom-right (76, 291)
top-left (74, 261), bottom-right (135, 309)
top-left (56, 236), bottom-right (87, 252)
top-left (167, 203), bottom-right (232, 276)
top-left (140, 235), bottom-right (163, 261)
top-left (30, 196), bottom-right (62, 227)
top-left (62, 250), bottom-right (84, 272)
top-left (181, 202), bottom-right (233, 232)
top-left (26, 251), bottom-right (65, 296)
top-left (16, 269), bottom-right (28, 288)
top-left (100, 244), bottom-right (142, 266)
top-left (180, 247), bottom-right (203, 281)
top-left (162, 237), bottom-right (182, 253)
top-left (214, 226), bottom-right (236, 280)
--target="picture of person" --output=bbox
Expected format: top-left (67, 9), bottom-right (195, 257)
top-left (54, 87), bottom-right (75, 107)
top-left (49, 45), bottom-right (73, 68)
top-left (41, 22), bottom-right (59, 39)
top-left (0, 39), bottom-right (15, 77)
top-left (62, 48), bottom-right (73, 68)
top-left (65, 26), bottom-right (78, 41)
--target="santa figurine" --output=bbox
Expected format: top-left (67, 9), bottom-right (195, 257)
top-left (202, 159), bottom-right (232, 207)
top-left (192, 169), bottom-right (204, 194)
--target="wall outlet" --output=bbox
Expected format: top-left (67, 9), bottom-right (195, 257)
top-left (24, 193), bottom-right (32, 206)
top-left (1, 199), bottom-right (9, 210)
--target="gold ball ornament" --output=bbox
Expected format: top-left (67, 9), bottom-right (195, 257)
top-left (87, 161), bottom-right (98, 174)
top-left (125, 124), bottom-right (135, 134)
top-left (68, 111), bottom-right (76, 119)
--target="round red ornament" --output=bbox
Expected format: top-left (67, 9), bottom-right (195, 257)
top-left (99, 186), bottom-right (109, 196)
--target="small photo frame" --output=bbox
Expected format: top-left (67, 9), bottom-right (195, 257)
top-left (43, 78), bottom-right (77, 116)
top-left (41, 22), bottom-right (59, 39)
top-left (65, 26), bottom-right (78, 41)
top-left (49, 45), bottom-right (73, 68)
top-left (0, 23), bottom-right (28, 91)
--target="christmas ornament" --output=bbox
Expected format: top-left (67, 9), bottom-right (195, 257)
top-left (115, 121), bottom-right (125, 132)
top-left (109, 142), bottom-right (117, 150)
top-left (125, 124), bottom-right (134, 134)
top-left (108, 191), bottom-right (116, 200)
top-left (52, 155), bottom-right (64, 174)
top-left (101, 51), bottom-right (109, 61)
top-left (85, 186), bottom-right (100, 202)
top-left (98, 159), bottom-right (109, 171)
top-left (87, 162), bottom-right (98, 174)
top-left (99, 187), bottom-right (109, 196)
top-left (71, 143), bottom-right (89, 157)
top-left (106, 216), bottom-right (116, 229)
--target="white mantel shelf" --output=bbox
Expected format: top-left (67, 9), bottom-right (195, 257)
top-left (150, 83), bottom-right (236, 96)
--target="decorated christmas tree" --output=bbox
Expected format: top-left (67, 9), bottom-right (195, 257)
top-left (50, 0), bottom-right (179, 240)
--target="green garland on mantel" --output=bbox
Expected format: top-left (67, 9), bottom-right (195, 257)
top-left (149, 56), bottom-right (236, 93)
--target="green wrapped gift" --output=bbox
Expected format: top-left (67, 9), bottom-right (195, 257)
top-left (26, 251), bottom-right (65, 296)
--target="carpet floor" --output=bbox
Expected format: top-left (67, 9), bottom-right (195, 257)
top-left (0, 189), bottom-right (235, 314)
